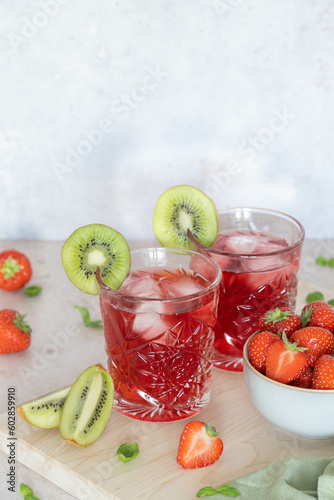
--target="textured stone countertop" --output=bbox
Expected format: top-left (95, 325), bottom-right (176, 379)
top-left (0, 239), bottom-right (333, 500)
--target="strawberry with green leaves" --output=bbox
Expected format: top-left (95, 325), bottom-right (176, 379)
top-left (265, 332), bottom-right (308, 384)
top-left (302, 300), bottom-right (332, 315)
top-left (259, 307), bottom-right (302, 338)
top-left (177, 421), bottom-right (224, 469)
top-left (301, 302), bottom-right (334, 334)
top-left (0, 309), bottom-right (31, 354)
top-left (289, 327), bottom-right (334, 367)
top-left (312, 354), bottom-right (334, 390)
top-left (0, 250), bottom-right (32, 291)
top-left (248, 331), bottom-right (280, 374)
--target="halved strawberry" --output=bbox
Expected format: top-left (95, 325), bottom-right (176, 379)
top-left (248, 331), bottom-right (280, 374)
top-left (177, 421), bottom-right (224, 469)
top-left (265, 332), bottom-right (308, 384)
top-left (289, 327), bottom-right (334, 367)
top-left (289, 366), bottom-right (314, 388)
top-left (312, 354), bottom-right (334, 390)
top-left (259, 307), bottom-right (302, 338)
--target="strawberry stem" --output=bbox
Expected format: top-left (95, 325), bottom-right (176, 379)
top-left (13, 313), bottom-right (31, 334)
top-left (204, 422), bottom-right (219, 437)
top-left (300, 307), bottom-right (313, 328)
top-left (263, 308), bottom-right (293, 325)
top-left (281, 332), bottom-right (308, 352)
top-left (0, 256), bottom-right (21, 279)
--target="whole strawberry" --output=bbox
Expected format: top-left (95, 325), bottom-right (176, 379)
top-left (0, 309), bottom-right (31, 354)
top-left (265, 332), bottom-right (308, 384)
top-left (259, 307), bottom-right (302, 337)
top-left (248, 331), bottom-right (280, 374)
top-left (289, 366), bottom-right (314, 389)
top-left (301, 300), bottom-right (332, 316)
top-left (312, 354), bottom-right (334, 390)
top-left (0, 250), bottom-right (32, 291)
top-left (301, 303), bottom-right (334, 334)
top-left (290, 327), bottom-right (334, 367)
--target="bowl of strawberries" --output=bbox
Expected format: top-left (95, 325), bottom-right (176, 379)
top-left (243, 300), bottom-right (334, 439)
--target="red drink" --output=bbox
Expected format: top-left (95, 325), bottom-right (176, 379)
top-left (98, 248), bottom-right (220, 422)
top-left (193, 208), bottom-right (305, 372)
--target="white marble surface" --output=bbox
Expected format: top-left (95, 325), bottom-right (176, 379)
top-left (1, 1), bottom-right (334, 241)
top-left (0, 238), bottom-right (333, 499)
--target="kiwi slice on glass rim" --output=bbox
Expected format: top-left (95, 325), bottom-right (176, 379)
top-left (153, 185), bottom-right (218, 249)
top-left (61, 224), bottom-right (130, 295)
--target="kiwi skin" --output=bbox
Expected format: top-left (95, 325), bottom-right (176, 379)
top-left (16, 386), bottom-right (71, 429)
top-left (61, 223), bottom-right (131, 295)
top-left (59, 363), bottom-right (114, 448)
top-left (153, 185), bottom-right (218, 249)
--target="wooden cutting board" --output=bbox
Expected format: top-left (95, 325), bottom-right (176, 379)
top-left (1, 280), bottom-right (334, 500)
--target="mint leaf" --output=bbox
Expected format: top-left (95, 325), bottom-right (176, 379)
top-left (217, 484), bottom-right (241, 496)
top-left (196, 486), bottom-right (218, 497)
top-left (329, 258), bottom-right (334, 268)
top-left (306, 291), bottom-right (324, 303)
top-left (116, 442), bottom-right (139, 462)
top-left (25, 496), bottom-right (41, 500)
top-left (20, 483), bottom-right (33, 497)
top-left (25, 286), bottom-right (42, 297)
top-left (315, 256), bottom-right (328, 266)
top-left (74, 306), bottom-right (102, 327)
top-left (328, 299), bottom-right (334, 307)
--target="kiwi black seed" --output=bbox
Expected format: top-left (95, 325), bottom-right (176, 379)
top-left (61, 224), bottom-right (131, 295)
top-left (152, 185), bottom-right (218, 249)
top-left (59, 364), bottom-right (114, 447)
top-left (16, 386), bottom-right (71, 429)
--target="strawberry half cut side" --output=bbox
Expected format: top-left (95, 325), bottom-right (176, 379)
top-left (265, 332), bottom-right (309, 384)
top-left (177, 421), bottom-right (224, 469)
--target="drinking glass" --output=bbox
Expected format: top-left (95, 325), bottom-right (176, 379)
top-left (193, 208), bottom-right (305, 372)
top-left (97, 247), bottom-right (221, 422)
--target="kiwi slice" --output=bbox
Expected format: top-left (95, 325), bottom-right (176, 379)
top-left (16, 386), bottom-right (71, 429)
top-left (61, 223), bottom-right (130, 295)
top-left (153, 185), bottom-right (218, 249)
top-left (59, 363), bottom-right (114, 447)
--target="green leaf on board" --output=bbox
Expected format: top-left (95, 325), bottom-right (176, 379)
top-left (116, 441), bottom-right (139, 462)
top-left (73, 306), bottom-right (102, 327)
top-left (306, 291), bottom-right (324, 303)
top-left (25, 286), bottom-right (42, 297)
top-left (315, 256), bottom-right (328, 266)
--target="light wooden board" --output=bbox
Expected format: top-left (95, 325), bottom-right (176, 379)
top-left (1, 280), bottom-right (334, 500)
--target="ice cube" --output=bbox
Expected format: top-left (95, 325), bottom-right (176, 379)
top-left (119, 273), bottom-right (163, 299)
top-left (132, 312), bottom-right (168, 342)
top-left (224, 233), bottom-right (259, 254)
top-left (160, 275), bottom-right (203, 298)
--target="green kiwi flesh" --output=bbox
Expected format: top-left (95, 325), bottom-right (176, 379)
top-left (153, 185), bottom-right (218, 249)
top-left (16, 386), bottom-right (71, 429)
top-left (61, 224), bottom-right (131, 295)
top-left (59, 364), bottom-right (114, 447)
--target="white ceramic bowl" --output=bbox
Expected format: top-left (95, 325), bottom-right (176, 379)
top-left (243, 333), bottom-right (334, 439)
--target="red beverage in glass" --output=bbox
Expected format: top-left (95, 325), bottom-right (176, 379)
top-left (98, 248), bottom-right (221, 422)
top-left (193, 208), bottom-right (305, 372)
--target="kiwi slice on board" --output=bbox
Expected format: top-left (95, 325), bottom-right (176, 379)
top-left (16, 386), bottom-right (71, 429)
top-left (153, 185), bottom-right (218, 249)
top-left (59, 363), bottom-right (114, 447)
top-left (62, 224), bottom-right (130, 295)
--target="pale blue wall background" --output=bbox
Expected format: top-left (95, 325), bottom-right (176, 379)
top-left (1, 0), bottom-right (334, 240)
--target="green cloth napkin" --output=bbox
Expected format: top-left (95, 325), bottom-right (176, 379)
top-left (206, 457), bottom-right (334, 500)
